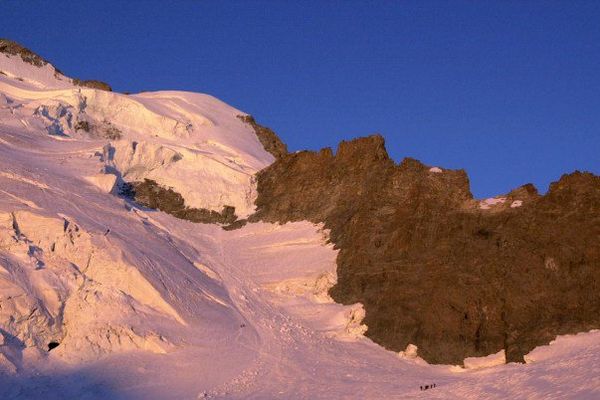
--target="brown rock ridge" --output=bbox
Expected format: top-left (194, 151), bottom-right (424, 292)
top-left (238, 115), bottom-right (288, 159)
top-left (250, 134), bottom-right (600, 365)
top-left (0, 38), bottom-right (52, 68)
top-left (72, 78), bottom-right (112, 92)
top-left (0, 38), bottom-right (112, 91)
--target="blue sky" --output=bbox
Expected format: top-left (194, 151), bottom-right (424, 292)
top-left (2, 1), bottom-right (599, 198)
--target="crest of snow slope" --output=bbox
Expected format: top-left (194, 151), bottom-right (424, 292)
top-left (0, 54), bottom-right (273, 218)
top-left (0, 53), bottom-right (599, 399)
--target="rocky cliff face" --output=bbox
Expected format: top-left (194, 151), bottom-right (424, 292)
top-left (251, 134), bottom-right (600, 364)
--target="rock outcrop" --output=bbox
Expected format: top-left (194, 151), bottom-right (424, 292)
top-left (0, 39), bottom-right (111, 91)
top-left (0, 39), bottom-right (52, 68)
top-left (238, 115), bottom-right (288, 159)
top-left (126, 179), bottom-right (238, 225)
top-left (251, 134), bottom-right (600, 364)
top-left (72, 78), bottom-right (112, 92)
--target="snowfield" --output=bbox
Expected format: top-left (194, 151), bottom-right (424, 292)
top-left (0, 52), bottom-right (599, 399)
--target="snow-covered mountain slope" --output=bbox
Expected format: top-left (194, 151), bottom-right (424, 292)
top-left (1, 48), bottom-right (272, 218)
top-left (0, 43), bottom-right (599, 399)
top-left (0, 52), bottom-right (71, 90)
